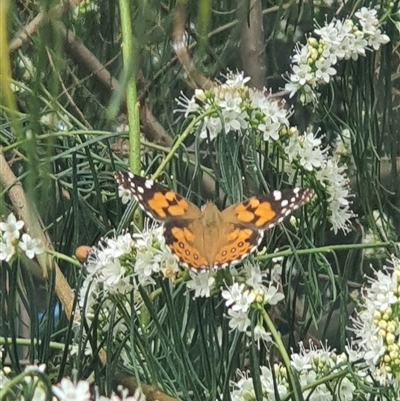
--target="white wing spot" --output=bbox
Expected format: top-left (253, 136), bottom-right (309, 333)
top-left (144, 180), bottom-right (153, 189)
top-left (281, 199), bottom-right (289, 207)
top-left (273, 190), bottom-right (282, 201)
top-left (137, 186), bottom-right (144, 194)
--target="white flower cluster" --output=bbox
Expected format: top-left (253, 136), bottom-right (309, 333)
top-left (350, 255), bottom-right (400, 390)
top-left (53, 377), bottom-right (145, 401)
top-left (79, 223), bottom-right (179, 320)
top-left (176, 71), bottom-right (354, 233)
top-left (0, 365), bottom-right (143, 401)
top-left (286, 129), bottom-right (354, 233)
top-left (286, 7), bottom-right (390, 104)
top-left (220, 264), bottom-right (284, 337)
top-left (0, 213), bottom-right (44, 262)
top-left (229, 256), bottom-right (400, 400)
top-left (176, 71), bottom-right (290, 142)
top-left (80, 234), bottom-right (136, 309)
top-left (230, 342), bottom-right (356, 401)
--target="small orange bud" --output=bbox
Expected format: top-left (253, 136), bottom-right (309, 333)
top-left (75, 245), bottom-right (92, 262)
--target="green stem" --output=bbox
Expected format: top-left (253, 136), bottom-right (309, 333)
top-left (258, 241), bottom-right (400, 261)
top-left (260, 309), bottom-right (301, 401)
top-left (0, 337), bottom-right (65, 350)
top-left (118, 0), bottom-right (140, 175)
top-left (46, 249), bottom-right (82, 268)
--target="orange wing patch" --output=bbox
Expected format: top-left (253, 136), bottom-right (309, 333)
top-left (148, 192), bottom-right (189, 218)
top-left (235, 198), bottom-right (277, 226)
top-left (114, 171), bottom-right (197, 222)
top-left (253, 201), bottom-right (276, 228)
top-left (166, 226), bottom-right (208, 269)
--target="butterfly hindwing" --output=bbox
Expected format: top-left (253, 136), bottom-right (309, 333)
top-left (213, 226), bottom-right (263, 269)
top-left (163, 219), bottom-right (209, 270)
top-left (114, 172), bottom-right (200, 221)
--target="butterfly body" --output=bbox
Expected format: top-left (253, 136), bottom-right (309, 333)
top-left (115, 172), bottom-right (313, 271)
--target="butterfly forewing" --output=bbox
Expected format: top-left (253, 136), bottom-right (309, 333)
top-left (114, 172), bottom-right (201, 221)
top-left (224, 187), bottom-right (314, 230)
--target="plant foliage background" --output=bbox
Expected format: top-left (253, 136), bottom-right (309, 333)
top-left (0, 0), bottom-right (400, 400)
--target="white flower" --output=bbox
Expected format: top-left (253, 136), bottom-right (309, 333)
top-left (104, 233), bottom-right (133, 258)
top-left (286, 130), bottom-right (326, 171)
top-left (355, 7), bottom-right (378, 35)
top-left (315, 158), bottom-right (354, 234)
top-left (99, 258), bottom-right (125, 287)
top-left (259, 116), bottom-right (281, 141)
top-left (368, 29), bottom-right (390, 50)
top-left (0, 213), bottom-right (24, 241)
top-left (174, 91), bottom-right (200, 117)
top-left (291, 344), bottom-right (312, 372)
top-left (199, 115), bottom-right (223, 141)
top-left (214, 92), bottom-right (248, 133)
top-left (52, 378), bottom-right (91, 401)
top-left (227, 309), bottom-right (250, 332)
top-left (186, 271), bottom-right (215, 298)
top-left (81, 233), bottom-right (135, 297)
top-left (350, 256), bottom-right (400, 384)
top-left (250, 325), bottom-right (272, 344)
top-left (263, 284), bottom-right (284, 305)
top-left (85, 248), bottom-right (112, 274)
top-left (315, 58), bottom-right (336, 83)
top-left (132, 222), bottom-right (172, 285)
top-left (285, 80), bottom-right (302, 98)
top-left (223, 70), bottom-right (251, 87)
top-left (315, 21), bottom-right (342, 46)
top-left (244, 263), bottom-right (264, 289)
top-left (0, 238), bottom-right (15, 262)
top-left (287, 9), bottom-right (389, 104)
top-left (222, 282), bottom-right (255, 313)
top-left (118, 186), bottom-right (133, 205)
top-left (291, 64), bottom-right (315, 86)
top-left (18, 233), bottom-right (44, 259)
top-left (134, 248), bottom-right (161, 285)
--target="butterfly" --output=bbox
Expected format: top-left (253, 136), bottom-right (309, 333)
top-left (115, 172), bottom-right (313, 271)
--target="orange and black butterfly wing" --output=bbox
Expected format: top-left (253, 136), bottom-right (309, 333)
top-left (115, 172), bottom-right (206, 269)
top-left (214, 187), bottom-right (314, 267)
top-left (114, 172), bottom-right (202, 221)
top-left (227, 187), bottom-right (314, 230)
top-left (213, 225), bottom-right (263, 269)
top-left (163, 219), bottom-right (210, 270)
